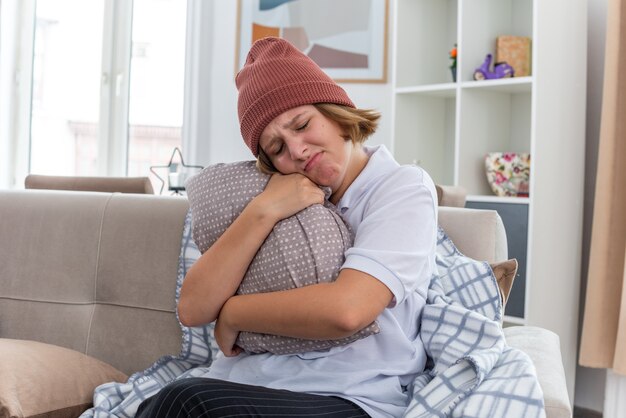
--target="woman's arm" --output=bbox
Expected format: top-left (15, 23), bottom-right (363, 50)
top-left (178, 174), bottom-right (325, 327)
top-left (177, 199), bottom-right (276, 327)
top-left (215, 167), bottom-right (438, 356)
top-left (215, 268), bottom-right (393, 356)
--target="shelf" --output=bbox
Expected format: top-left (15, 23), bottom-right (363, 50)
top-left (461, 76), bottom-right (533, 93)
top-left (392, 0), bottom-right (587, 398)
top-left (394, 77), bottom-right (532, 97)
top-left (457, 88), bottom-right (532, 195)
top-left (395, 0), bottom-right (457, 87)
top-left (393, 93), bottom-right (456, 184)
top-left (460, 0), bottom-right (533, 83)
top-left (395, 83), bottom-right (457, 97)
top-left (467, 195), bottom-right (529, 204)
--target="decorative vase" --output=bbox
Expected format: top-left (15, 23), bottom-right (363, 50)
top-left (484, 152), bottom-right (530, 197)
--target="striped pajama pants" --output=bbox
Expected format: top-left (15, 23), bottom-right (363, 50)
top-left (135, 377), bottom-right (371, 418)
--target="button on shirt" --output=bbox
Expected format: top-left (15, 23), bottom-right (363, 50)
top-left (206, 145), bottom-right (438, 418)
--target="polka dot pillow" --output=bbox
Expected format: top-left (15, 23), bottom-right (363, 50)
top-left (185, 161), bottom-right (380, 355)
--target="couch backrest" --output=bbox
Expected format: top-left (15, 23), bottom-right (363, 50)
top-left (0, 190), bottom-right (507, 376)
top-left (24, 174), bottom-right (154, 194)
top-left (0, 190), bottom-right (188, 375)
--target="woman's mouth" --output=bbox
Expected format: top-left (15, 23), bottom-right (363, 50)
top-left (304, 152), bottom-right (322, 172)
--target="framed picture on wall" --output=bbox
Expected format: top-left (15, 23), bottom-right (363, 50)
top-left (235, 0), bottom-right (389, 83)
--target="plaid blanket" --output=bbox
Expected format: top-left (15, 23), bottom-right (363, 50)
top-left (82, 214), bottom-right (545, 418)
top-left (403, 228), bottom-right (545, 418)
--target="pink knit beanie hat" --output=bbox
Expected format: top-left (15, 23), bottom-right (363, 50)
top-left (236, 37), bottom-right (355, 156)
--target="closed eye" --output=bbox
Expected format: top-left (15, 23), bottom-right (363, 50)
top-left (296, 121), bottom-right (309, 131)
top-left (272, 142), bottom-right (284, 155)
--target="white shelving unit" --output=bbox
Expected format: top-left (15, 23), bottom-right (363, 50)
top-left (390, 0), bottom-right (586, 403)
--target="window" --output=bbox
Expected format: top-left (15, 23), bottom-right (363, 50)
top-left (30, 0), bottom-right (105, 176)
top-left (127, 0), bottom-right (187, 191)
top-left (25, 0), bottom-right (187, 189)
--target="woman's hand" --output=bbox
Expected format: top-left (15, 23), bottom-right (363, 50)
top-left (214, 303), bottom-right (243, 357)
top-left (252, 173), bottom-right (325, 222)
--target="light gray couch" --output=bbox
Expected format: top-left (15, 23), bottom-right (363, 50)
top-left (0, 190), bottom-right (571, 417)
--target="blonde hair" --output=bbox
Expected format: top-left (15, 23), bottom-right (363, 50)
top-left (256, 103), bottom-right (381, 174)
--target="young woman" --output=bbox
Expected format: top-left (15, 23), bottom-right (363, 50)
top-left (136, 37), bottom-right (438, 418)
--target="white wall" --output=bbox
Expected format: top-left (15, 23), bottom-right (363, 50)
top-left (574, 0), bottom-right (609, 413)
top-left (194, 1), bottom-right (393, 167)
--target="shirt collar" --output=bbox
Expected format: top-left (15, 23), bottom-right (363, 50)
top-left (337, 144), bottom-right (399, 212)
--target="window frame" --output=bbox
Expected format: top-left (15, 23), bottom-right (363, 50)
top-left (98, 0), bottom-right (133, 176)
top-left (1, 0), bottom-right (208, 188)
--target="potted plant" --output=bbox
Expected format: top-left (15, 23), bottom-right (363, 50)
top-left (449, 44), bottom-right (457, 82)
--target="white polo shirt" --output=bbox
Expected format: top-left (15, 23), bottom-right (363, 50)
top-left (206, 145), bottom-right (438, 418)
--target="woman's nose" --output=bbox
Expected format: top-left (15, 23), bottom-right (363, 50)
top-left (286, 138), bottom-right (308, 160)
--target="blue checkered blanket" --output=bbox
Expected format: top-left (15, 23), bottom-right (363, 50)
top-left (82, 213), bottom-right (545, 418)
top-left (403, 229), bottom-right (545, 418)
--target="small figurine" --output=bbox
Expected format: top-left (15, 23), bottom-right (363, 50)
top-left (473, 54), bottom-right (514, 80)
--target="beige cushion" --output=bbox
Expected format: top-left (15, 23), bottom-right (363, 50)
top-left (504, 326), bottom-right (572, 418)
top-left (490, 259), bottom-right (517, 310)
top-left (0, 339), bottom-right (127, 418)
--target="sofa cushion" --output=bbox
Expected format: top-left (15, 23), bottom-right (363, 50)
top-left (79, 212), bottom-right (214, 418)
top-left (490, 259), bottom-right (518, 310)
top-left (0, 338), bottom-right (127, 418)
top-left (185, 161), bottom-right (379, 355)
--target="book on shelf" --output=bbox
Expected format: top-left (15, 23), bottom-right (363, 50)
top-left (496, 36), bottom-right (532, 77)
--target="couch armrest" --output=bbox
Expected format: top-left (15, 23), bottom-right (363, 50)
top-left (438, 207), bottom-right (508, 263)
top-left (504, 326), bottom-right (572, 418)
top-left (435, 185), bottom-right (467, 207)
